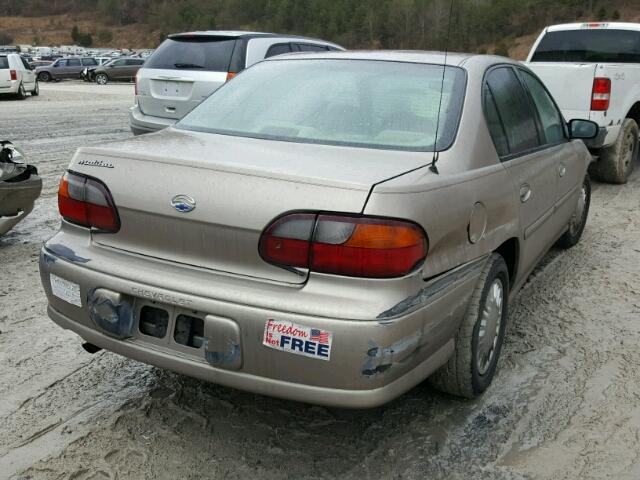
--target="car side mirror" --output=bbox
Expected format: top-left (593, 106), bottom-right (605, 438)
top-left (569, 119), bottom-right (599, 140)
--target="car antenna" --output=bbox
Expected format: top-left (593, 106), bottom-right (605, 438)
top-left (430, 0), bottom-right (455, 174)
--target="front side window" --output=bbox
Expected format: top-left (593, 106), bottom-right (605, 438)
top-left (178, 59), bottom-right (466, 152)
top-left (485, 67), bottom-right (540, 156)
top-left (54, 60), bottom-right (65, 67)
top-left (112, 59), bottom-right (127, 67)
top-left (519, 70), bottom-right (566, 145)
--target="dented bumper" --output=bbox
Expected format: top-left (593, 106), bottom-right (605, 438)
top-left (39, 230), bottom-right (484, 408)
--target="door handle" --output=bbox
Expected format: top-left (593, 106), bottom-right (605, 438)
top-left (519, 184), bottom-right (532, 203)
top-left (559, 165), bottom-right (566, 177)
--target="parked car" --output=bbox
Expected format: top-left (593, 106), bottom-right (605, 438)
top-left (0, 53), bottom-right (38, 99)
top-left (527, 22), bottom-right (640, 183)
top-left (40, 51), bottom-right (597, 408)
top-left (129, 30), bottom-right (344, 135)
top-left (0, 141), bottom-right (42, 236)
top-left (29, 59), bottom-right (53, 69)
top-left (36, 57), bottom-right (99, 82)
top-left (93, 57), bottom-right (145, 85)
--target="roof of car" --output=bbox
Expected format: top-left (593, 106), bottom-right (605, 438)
top-left (262, 50), bottom-right (518, 68)
top-left (169, 30), bottom-right (342, 45)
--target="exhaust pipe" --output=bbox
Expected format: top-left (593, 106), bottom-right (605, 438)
top-left (82, 342), bottom-right (102, 354)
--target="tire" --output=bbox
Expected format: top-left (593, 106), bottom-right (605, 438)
top-left (16, 83), bottom-right (27, 100)
top-left (589, 118), bottom-right (638, 184)
top-left (38, 72), bottom-right (51, 82)
top-left (31, 80), bottom-right (39, 96)
top-left (95, 74), bottom-right (108, 85)
top-left (557, 175), bottom-right (591, 249)
top-left (429, 253), bottom-right (509, 398)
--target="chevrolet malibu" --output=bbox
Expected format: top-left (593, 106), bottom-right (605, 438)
top-left (39, 52), bottom-right (598, 408)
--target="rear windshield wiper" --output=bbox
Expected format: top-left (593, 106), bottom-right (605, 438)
top-left (174, 63), bottom-right (204, 69)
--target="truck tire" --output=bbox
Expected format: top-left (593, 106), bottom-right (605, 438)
top-left (16, 83), bottom-right (27, 100)
top-left (590, 118), bottom-right (638, 184)
top-left (429, 253), bottom-right (509, 398)
top-left (38, 72), bottom-right (51, 82)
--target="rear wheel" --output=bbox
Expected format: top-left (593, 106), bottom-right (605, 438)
top-left (557, 175), bottom-right (591, 249)
top-left (95, 73), bottom-right (108, 85)
top-left (429, 253), bottom-right (509, 398)
top-left (31, 80), bottom-right (39, 96)
top-left (38, 72), bottom-right (51, 82)
top-left (16, 83), bottom-right (27, 100)
top-left (590, 118), bottom-right (638, 184)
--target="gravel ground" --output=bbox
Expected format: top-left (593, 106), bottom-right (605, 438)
top-left (1, 82), bottom-right (639, 480)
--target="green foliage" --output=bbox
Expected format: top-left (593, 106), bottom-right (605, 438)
top-left (597, 6), bottom-right (607, 20)
top-left (71, 25), bottom-right (80, 42)
top-left (612, 9), bottom-right (621, 20)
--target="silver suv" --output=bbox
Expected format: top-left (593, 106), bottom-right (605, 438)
top-left (129, 31), bottom-right (343, 135)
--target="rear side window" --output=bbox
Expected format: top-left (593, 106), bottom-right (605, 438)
top-left (531, 29), bottom-right (640, 63)
top-left (519, 70), bottom-right (566, 144)
top-left (0, 57), bottom-right (7, 69)
top-left (485, 67), bottom-right (540, 156)
top-left (265, 43), bottom-right (292, 58)
top-left (20, 57), bottom-right (31, 69)
top-left (82, 58), bottom-right (97, 66)
top-left (67, 58), bottom-right (81, 67)
top-left (145, 37), bottom-right (236, 72)
top-left (297, 44), bottom-right (329, 52)
top-left (483, 85), bottom-right (509, 157)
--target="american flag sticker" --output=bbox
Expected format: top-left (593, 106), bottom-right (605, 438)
top-left (263, 319), bottom-right (333, 361)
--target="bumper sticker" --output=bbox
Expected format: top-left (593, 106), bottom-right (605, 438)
top-left (263, 319), bottom-right (333, 361)
top-left (50, 274), bottom-right (82, 307)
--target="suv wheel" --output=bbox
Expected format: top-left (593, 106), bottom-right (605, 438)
top-left (590, 118), bottom-right (638, 184)
top-left (557, 175), bottom-right (591, 249)
top-left (95, 74), bottom-right (109, 85)
top-left (31, 80), bottom-right (39, 96)
top-left (38, 72), bottom-right (51, 82)
top-left (429, 253), bottom-right (509, 398)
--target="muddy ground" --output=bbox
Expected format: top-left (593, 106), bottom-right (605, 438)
top-left (1, 82), bottom-right (639, 480)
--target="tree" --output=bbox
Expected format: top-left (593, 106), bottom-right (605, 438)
top-left (71, 25), bottom-right (80, 43)
top-left (77, 32), bottom-right (93, 47)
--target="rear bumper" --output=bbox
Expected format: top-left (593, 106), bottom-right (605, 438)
top-left (0, 80), bottom-right (19, 95)
top-left (38, 234), bottom-right (485, 408)
top-left (0, 174), bottom-right (42, 235)
top-left (129, 104), bottom-right (176, 135)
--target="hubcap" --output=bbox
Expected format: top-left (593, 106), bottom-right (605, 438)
top-left (569, 182), bottom-right (587, 237)
top-left (476, 279), bottom-right (503, 375)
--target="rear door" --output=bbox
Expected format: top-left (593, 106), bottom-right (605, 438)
top-left (483, 66), bottom-right (559, 275)
top-left (137, 35), bottom-right (236, 121)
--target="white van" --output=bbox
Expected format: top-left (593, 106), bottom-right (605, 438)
top-left (0, 53), bottom-right (38, 99)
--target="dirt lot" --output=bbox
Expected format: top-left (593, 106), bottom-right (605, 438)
top-left (1, 82), bottom-right (639, 480)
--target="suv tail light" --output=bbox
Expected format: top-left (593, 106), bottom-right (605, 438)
top-left (9, 69), bottom-right (17, 81)
top-left (259, 213), bottom-right (427, 278)
top-left (58, 171), bottom-right (120, 232)
top-left (591, 77), bottom-right (611, 111)
top-left (226, 71), bottom-right (237, 81)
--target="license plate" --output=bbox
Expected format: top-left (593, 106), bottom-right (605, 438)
top-left (50, 274), bottom-right (82, 307)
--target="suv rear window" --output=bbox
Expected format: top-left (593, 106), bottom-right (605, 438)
top-left (531, 29), bottom-right (640, 63)
top-left (144, 37), bottom-right (236, 72)
top-left (0, 57), bottom-right (8, 69)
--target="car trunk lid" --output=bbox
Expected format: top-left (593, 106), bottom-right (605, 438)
top-left (70, 128), bottom-right (428, 284)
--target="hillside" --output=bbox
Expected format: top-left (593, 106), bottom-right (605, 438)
top-left (1, 0), bottom-right (640, 58)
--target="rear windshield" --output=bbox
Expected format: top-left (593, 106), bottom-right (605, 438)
top-left (531, 29), bottom-right (640, 63)
top-left (144, 37), bottom-right (236, 72)
top-left (0, 57), bottom-right (8, 69)
top-left (178, 59), bottom-right (466, 152)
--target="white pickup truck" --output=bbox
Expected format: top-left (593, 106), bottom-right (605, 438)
top-left (527, 22), bottom-right (640, 183)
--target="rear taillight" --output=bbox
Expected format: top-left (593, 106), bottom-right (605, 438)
top-left (259, 213), bottom-right (427, 278)
top-left (9, 69), bottom-right (17, 81)
top-left (58, 171), bottom-right (120, 232)
top-left (226, 71), bottom-right (237, 81)
top-left (591, 77), bottom-right (611, 111)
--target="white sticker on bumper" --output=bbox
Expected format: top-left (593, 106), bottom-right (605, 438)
top-left (263, 319), bottom-right (333, 361)
top-left (50, 274), bottom-right (82, 307)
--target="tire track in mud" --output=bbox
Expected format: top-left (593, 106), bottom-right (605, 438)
top-left (1, 84), bottom-right (640, 479)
